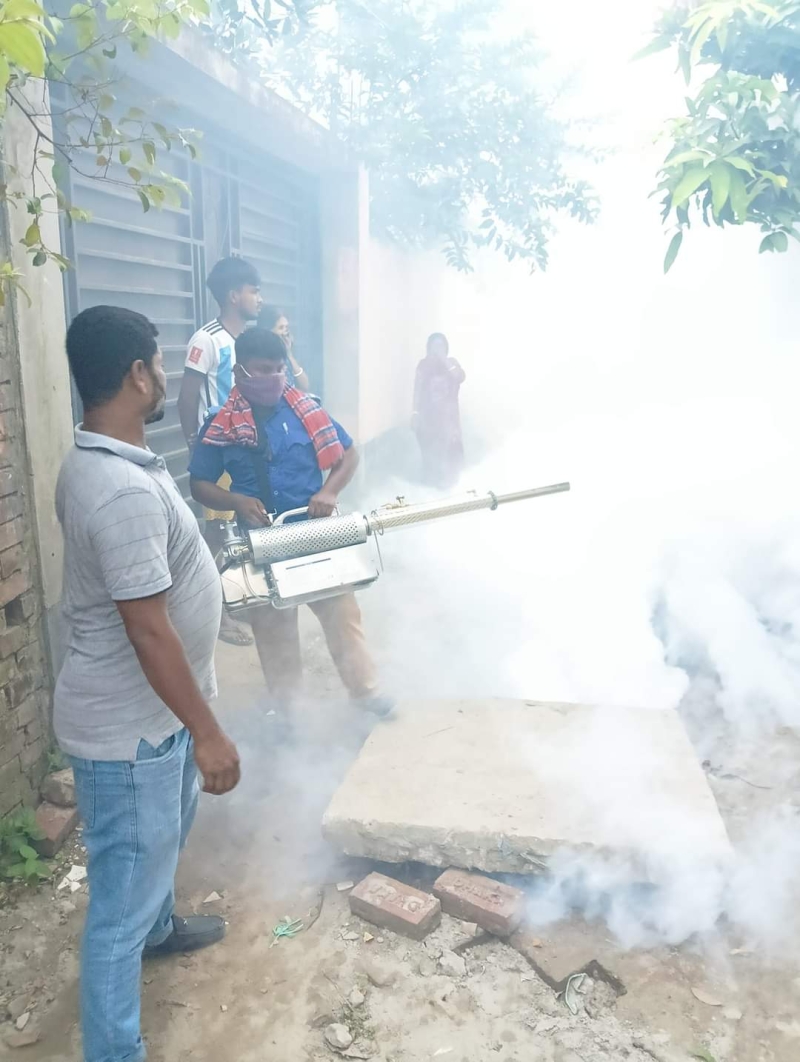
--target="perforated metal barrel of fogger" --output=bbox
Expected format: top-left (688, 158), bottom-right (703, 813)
top-left (245, 482), bottom-right (570, 567)
top-left (248, 513), bottom-right (369, 565)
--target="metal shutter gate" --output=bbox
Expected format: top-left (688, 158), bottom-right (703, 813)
top-left (59, 106), bottom-right (322, 502)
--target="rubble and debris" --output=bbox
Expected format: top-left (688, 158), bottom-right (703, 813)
top-left (6, 996), bottom-right (31, 1022)
top-left (437, 951), bottom-right (467, 979)
top-left (359, 958), bottom-right (396, 988)
top-left (561, 972), bottom-right (586, 1015)
top-left (417, 955), bottom-right (438, 977)
top-left (347, 987), bottom-right (365, 1008)
top-left (41, 768), bottom-right (76, 808)
top-left (324, 1022), bottom-right (354, 1051)
top-left (203, 891), bottom-right (223, 904)
top-left (690, 986), bottom-right (724, 1007)
top-left (433, 868), bottom-right (525, 937)
top-left (633, 1036), bottom-right (687, 1062)
top-left (336, 881), bottom-right (355, 892)
top-left (722, 1006), bottom-right (742, 1021)
top-left (15, 1012), bottom-right (31, 1031)
top-left (270, 917), bottom-right (304, 946)
top-left (57, 865), bottom-right (87, 893)
top-left (509, 931), bottom-right (626, 1001)
top-left (34, 803), bottom-right (80, 858)
top-left (349, 872), bottom-right (441, 941)
top-left (341, 1043), bottom-right (375, 1060)
top-left (4, 1025), bottom-right (41, 1049)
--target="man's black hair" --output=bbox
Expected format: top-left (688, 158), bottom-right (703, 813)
top-left (259, 305), bottom-right (286, 329)
top-left (235, 328), bottom-right (287, 365)
top-left (206, 256), bottom-right (260, 308)
top-left (66, 305), bottom-right (159, 412)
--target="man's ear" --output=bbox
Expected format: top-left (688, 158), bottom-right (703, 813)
top-left (128, 359), bottom-right (150, 396)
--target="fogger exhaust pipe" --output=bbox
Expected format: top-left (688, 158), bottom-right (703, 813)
top-left (366, 482), bottom-right (571, 535)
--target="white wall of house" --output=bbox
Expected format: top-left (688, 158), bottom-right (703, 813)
top-left (358, 237), bottom-right (445, 443)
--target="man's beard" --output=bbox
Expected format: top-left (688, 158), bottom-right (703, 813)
top-left (144, 371), bottom-right (167, 424)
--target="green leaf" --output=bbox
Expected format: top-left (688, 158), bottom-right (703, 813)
top-left (671, 166), bottom-right (710, 208)
top-left (759, 233), bottom-right (775, 253)
top-left (3, 0), bottom-right (46, 15)
top-left (18, 844), bottom-right (38, 860)
top-left (690, 1049), bottom-right (717, 1062)
top-left (119, 147), bottom-right (131, 165)
top-left (0, 21), bottom-right (47, 77)
top-left (664, 149), bottom-right (712, 169)
top-left (728, 168), bottom-right (748, 224)
top-left (0, 53), bottom-right (9, 102)
top-left (32, 249), bottom-right (46, 266)
top-left (143, 141), bottom-right (156, 166)
top-left (137, 189), bottom-right (150, 213)
top-left (21, 222), bottom-right (40, 247)
top-left (772, 231), bottom-right (789, 253)
top-left (127, 167), bottom-right (142, 182)
top-left (708, 162), bottom-right (731, 218)
top-left (689, 17), bottom-right (716, 68)
top-left (664, 230), bottom-right (683, 273)
top-left (678, 43), bottom-right (692, 84)
top-left (3, 862), bottom-right (28, 879)
top-left (632, 36), bottom-right (672, 62)
top-left (725, 156), bottom-right (756, 177)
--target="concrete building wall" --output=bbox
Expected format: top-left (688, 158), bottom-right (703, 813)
top-left (0, 206), bottom-right (56, 816)
top-left (3, 81), bottom-right (74, 674)
top-left (358, 237), bottom-right (445, 443)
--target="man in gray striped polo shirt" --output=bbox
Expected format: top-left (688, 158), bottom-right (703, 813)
top-left (55, 305), bottom-right (241, 1062)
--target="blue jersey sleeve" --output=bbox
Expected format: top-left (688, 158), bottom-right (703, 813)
top-left (332, 418), bottom-right (353, 451)
top-left (188, 422), bottom-right (226, 484)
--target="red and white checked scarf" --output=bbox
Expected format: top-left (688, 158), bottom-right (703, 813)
top-left (201, 386), bottom-right (344, 471)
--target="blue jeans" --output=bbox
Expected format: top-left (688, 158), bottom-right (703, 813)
top-left (69, 728), bottom-right (199, 1062)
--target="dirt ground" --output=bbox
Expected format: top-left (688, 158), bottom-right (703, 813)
top-left (2, 616), bottom-right (800, 1062)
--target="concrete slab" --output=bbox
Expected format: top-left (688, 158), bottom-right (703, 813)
top-left (322, 700), bottom-right (732, 875)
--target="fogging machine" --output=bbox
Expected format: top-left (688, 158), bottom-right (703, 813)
top-left (219, 482), bottom-right (570, 613)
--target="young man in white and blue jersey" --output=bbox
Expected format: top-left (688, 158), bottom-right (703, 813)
top-left (178, 257), bottom-right (262, 647)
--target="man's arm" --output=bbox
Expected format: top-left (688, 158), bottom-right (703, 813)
top-left (308, 445), bottom-right (359, 518)
top-left (178, 369), bottom-right (205, 448)
top-left (190, 475), bottom-right (270, 528)
top-left (117, 594), bottom-right (240, 795)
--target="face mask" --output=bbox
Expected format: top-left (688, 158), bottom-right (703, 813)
top-left (237, 369), bottom-right (286, 407)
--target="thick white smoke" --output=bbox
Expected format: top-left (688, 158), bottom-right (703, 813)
top-left (358, 0), bottom-right (800, 953)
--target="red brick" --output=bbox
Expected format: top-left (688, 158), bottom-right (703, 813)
top-left (34, 802), bottom-right (79, 857)
top-left (349, 873), bottom-right (441, 941)
top-left (14, 694), bottom-right (39, 730)
top-left (433, 869), bottom-right (525, 938)
top-left (0, 543), bottom-right (24, 578)
top-left (0, 517), bottom-right (22, 552)
top-left (0, 383), bottom-right (14, 412)
top-left (0, 569), bottom-right (31, 609)
top-left (0, 468), bottom-right (16, 497)
top-left (0, 493), bottom-right (23, 525)
top-left (0, 624), bottom-right (27, 659)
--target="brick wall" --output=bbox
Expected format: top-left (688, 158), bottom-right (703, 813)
top-left (0, 267), bottom-right (53, 817)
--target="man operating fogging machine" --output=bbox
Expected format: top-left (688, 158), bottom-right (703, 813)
top-left (189, 328), bottom-right (394, 723)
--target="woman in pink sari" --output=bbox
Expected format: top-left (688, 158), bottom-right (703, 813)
top-left (412, 333), bottom-right (466, 488)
